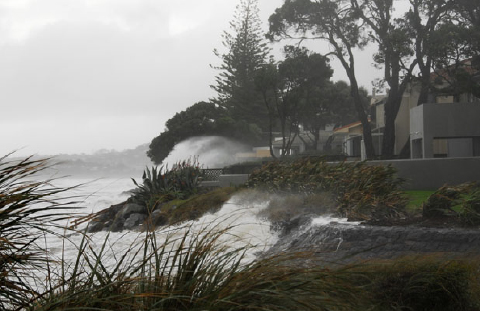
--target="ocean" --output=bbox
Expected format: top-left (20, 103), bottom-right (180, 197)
top-left (38, 177), bottom-right (279, 280)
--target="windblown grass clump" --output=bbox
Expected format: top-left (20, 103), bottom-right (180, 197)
top-left (0, 154), bottom-right (79, 310)
top-left (247, 157), bottom-right (407, 221)
top-left (423, 182), bottom-right (480, 226)
top-left (363, 256), bottom-right (480, 311)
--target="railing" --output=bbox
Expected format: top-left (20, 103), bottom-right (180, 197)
top-left (200, 169), bottom-right (224, 181)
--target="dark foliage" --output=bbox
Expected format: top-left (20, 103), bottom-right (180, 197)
top-left (247, 157), bottom-right (407, 221)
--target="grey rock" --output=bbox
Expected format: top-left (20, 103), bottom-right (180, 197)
top-left (87, 221), bottom-right (104, 233)
top-left (121, 203), bottom-right (146, 219)
top-left (124, 213), bottom-right (147, 230)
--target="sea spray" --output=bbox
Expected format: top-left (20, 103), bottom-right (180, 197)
top-left (37, 179), bottom-right (362, 288)
top-left (40, 185), bottom-right (278, 280)
top-left (162, 136), bottom-right (251, 168)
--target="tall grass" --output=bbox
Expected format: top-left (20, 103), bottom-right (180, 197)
top-left (0, 154), bottom-right (80, 310)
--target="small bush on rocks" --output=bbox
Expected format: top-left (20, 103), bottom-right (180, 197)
top-left (460, 189), bottom-right (480, 226)
top-left (422, 183), bottom-right (474, 219)
top-left (423, 182), bottom-right (480, 226)
top-left (130, 158), bottom-right (201, 210)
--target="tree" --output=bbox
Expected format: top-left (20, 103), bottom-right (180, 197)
top-left (280, 47), bottom-right (334, 151)
top-left (254, 46), bottom-right (333, 157)
top-left (419, 0), bottom-right (480, 101)
top-left (268, 0), bottom-right (376, 158)
top-left (349, 0), bottom-right (419, 157)
top-left (254, 61), bottom-right (279, 157)
top-left (211, 0), bottom-right (271, 131)
top-left (268, 0), bottom-right (471, 158)
top-left (403, 0), bottom-right (459, 106)
top-left (302, 80), bottom-right (369, 151)
top-left (148, 102), bottom-right (219, 164)
top-left (147, 102), bottom-right (263, 165)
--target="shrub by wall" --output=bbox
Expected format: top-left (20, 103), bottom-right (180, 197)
top-left (247, 157), bottom-right (407, 221)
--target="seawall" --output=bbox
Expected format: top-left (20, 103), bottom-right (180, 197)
top-left (266, 222), bottom-right (480, 264)
top-left (368, 157), bottom-right (480, 190)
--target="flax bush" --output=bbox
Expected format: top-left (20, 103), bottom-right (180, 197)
top-left (247, 157), bottom-right (407, 221)
top-left (130, 158), bottom-right (202, 209)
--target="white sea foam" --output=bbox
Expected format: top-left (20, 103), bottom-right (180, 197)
top-left (38, 178), bottom-right (277, 277)
top-left (35, 178), bottom-right (359, 285)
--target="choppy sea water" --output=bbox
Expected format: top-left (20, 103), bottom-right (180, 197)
top-left (35, 177), bottom-right (359, 287)
top-left (37, 178), bottom-right (277, 280)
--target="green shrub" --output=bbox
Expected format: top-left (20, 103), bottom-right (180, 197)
top-left (130, 158), bottom-right (202, 209)
top-left (247, 158), bottom-right (407, 221)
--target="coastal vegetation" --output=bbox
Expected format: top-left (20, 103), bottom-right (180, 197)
top-left (247, 157), bottom-right (408, 222)
top-left (2, 154), bottom-right (480, 310)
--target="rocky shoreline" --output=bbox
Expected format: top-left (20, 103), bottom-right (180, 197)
top-left (265, 220), bottom-right (480, 264)
top-left (87, 200), bottom-right (480, 267)
top-left (87, 201), bottom-right (168, 233)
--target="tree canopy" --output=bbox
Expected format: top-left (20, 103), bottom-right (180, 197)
top-left (268, 0), bottom-right (478, 158)
top-left (255, 46), bottom-right (335, 156)
top-left (211, 0), bottom-right (271, 130)
top-left (268, 0), bottom-right (376, 158)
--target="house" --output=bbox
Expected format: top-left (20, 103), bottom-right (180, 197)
top-left (333, 121), bottom-right (364, 157)
top-left (358, 59), bottom-right (480, 159)
top-left (271, 125), bottom-right (343, 157)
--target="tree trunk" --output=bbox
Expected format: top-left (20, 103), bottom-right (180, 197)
top-left (351, 81), bottom-right (375, 159)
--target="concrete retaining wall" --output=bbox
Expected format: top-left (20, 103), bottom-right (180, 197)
top-left (369, 157), bottom-right (480, 190)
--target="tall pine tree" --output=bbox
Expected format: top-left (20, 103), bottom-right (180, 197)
top-left (211, 0), bottom-right (271, 131)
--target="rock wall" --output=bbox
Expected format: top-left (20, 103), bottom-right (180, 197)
top-left (266, 222), bottom-right (480, 264)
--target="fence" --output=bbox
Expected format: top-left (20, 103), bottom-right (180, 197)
top-left (200, 169), bottom-right (224, 181)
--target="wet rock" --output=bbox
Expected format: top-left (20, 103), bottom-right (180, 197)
top-left (87, 220), bottom-right (104, 233)
top-left (272, 214), bottom-right (314, 237)
top-left (121, 203), bottom-right (145, 218)
top-left (265, 223), bottom-right (480, 265)
top-left (124, 213), bottom-right (147, 230)
top-left (109, 214), bottom-right (126, 232)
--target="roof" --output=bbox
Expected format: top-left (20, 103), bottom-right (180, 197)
top-left (333, 121), bottom-right (363, 133)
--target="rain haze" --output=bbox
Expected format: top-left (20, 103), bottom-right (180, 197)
top-left (1, 0), bottom-right (387, 157)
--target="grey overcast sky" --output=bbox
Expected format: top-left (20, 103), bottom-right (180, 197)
top-left (1, 0), bottom-right (384, 156)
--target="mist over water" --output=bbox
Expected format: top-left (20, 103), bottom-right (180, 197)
top-left (163, 136), bottom-right (251, 168)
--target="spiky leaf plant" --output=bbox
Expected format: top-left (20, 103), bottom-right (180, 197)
top-left (130, 157), bottom-right (201, 209)
top-left (0, 153), bottom-right (80, 310)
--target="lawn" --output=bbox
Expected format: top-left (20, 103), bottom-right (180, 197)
top-left (405, 190), bottom-right (435, 212)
